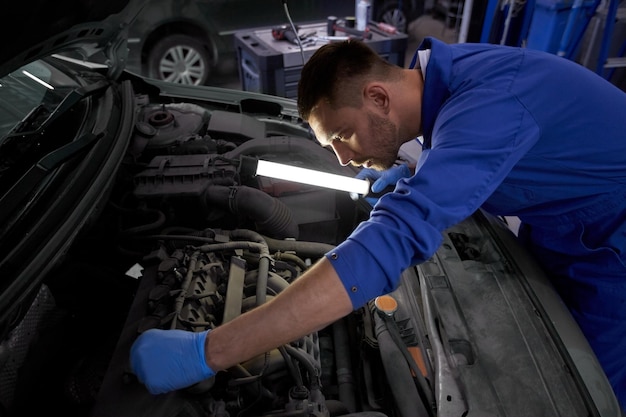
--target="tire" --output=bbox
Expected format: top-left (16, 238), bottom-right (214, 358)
top-left (147, 34), bottom-right (211, 86)
top-left (374, 0), bottom-right (422, 33)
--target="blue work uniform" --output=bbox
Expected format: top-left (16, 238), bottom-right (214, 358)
top-left (326, 37), bottom-right (626, 408)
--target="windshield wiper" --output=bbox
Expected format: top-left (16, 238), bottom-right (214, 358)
top-left (5, 79), bottom-right (110, 139)
top-left (0, 131), bottom-right (103, 225)
top-left (0, 78), bottom-right (112, 196)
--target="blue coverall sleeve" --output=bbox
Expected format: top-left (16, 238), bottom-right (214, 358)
top-left (329, 89), bottom-right (542, 309)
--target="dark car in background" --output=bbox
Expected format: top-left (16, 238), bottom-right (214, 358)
top-left (0, 1), bottom-right (621, 417)
top-left (125, 0), bottom-right (425, 85)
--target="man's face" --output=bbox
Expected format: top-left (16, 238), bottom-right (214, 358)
top-left (308, 100), bottom-right (401, 171)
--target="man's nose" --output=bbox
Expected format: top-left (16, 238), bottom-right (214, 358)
top-left (330, 142), bottom-right (354, 166)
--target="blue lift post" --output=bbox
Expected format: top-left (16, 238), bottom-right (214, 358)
top-left (550, 0), bottom-right (625, 77)
top-left (556, 0), bottom-right (602, 58)
top-left (594, 0), bottom-right (626, 78)
top-left (484, 0), bottom-right (625, 84)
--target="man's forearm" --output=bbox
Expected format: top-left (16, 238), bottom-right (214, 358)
top-left (205, 257), bottom-right (353, 371)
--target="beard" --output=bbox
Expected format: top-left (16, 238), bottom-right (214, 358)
top-left (359, 111), bottom-right (401, 171)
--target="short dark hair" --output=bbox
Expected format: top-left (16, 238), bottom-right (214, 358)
top-left (297, 40), bottom-right (398, 121)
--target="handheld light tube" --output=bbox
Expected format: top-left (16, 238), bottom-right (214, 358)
top-left (255, 159), bottom-right (370, 195)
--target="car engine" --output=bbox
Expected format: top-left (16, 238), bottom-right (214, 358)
top-left (2, 90), bottom-right (430, 417)
top-left (93, 98), bottom-right (424, 417)
top-left (96, 98), bottom-right (367, 415)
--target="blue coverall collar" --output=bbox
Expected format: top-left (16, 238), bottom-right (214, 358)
top-left (414, 37), bottom-right (453, 150)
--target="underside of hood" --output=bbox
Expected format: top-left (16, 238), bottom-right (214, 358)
top-left (0, 0), bottom-right (142, 78)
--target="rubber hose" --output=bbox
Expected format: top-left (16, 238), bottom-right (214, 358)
top-left (333, 318), bottom-right (357, 413)
top-left (373, 312), bottom-right (431, 417)
top-left (205, 185), bottom-right (299, 239)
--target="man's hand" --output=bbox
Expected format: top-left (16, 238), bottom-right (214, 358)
top-left (355, 164), bottom-right (412, 205)
top-left (130, 328), bottom-right (215, 395)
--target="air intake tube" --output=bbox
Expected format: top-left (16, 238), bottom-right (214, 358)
top-left (204, 185), bottom-right (299, 239)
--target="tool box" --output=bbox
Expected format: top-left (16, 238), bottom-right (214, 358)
top-left (234, 21), bottom-right (408, 99)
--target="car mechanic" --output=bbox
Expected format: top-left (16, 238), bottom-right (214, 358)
top-left (130, 37), bottom-right (626, 412)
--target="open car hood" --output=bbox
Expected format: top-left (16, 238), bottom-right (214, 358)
top-left (0, 0), bottom-right (143, 79)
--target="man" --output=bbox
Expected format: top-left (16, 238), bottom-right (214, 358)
top-left (130, 37), bottom-right (626, 411)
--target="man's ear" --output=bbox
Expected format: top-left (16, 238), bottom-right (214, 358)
top-left (364, 83), bottom-right (390, 113)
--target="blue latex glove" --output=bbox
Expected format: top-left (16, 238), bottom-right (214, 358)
top-left (130, 328), bottom-right (215, 395)
top-left (354, 164), bottom-right (412, 206)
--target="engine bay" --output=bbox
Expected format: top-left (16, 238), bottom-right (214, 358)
top-left (1, 79), bottom-right (609, 417)
top-left (92, 97), bottom-right (406, 417)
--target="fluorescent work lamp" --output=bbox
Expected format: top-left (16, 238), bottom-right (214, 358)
top-left (239, 156), bottom-right (370, 196)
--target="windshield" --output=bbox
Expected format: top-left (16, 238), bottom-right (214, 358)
top-left (0, 60), bottom-right (80, 137)
top-left (0, 59), bottom-right (89, 196)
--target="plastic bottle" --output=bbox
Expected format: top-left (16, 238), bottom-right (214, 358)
top-left (356, 0), bottom-right (371, 32)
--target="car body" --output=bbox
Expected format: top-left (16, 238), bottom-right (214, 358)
top-left (124, 0), bottom-right (425, 85)
top-left (0, 1), bottom-right (621, 417)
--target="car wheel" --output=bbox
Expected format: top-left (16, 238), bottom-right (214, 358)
top-left (147, 34), bottom-right (211, 86)
top-left (374, 0), bottom-right (419, 33)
